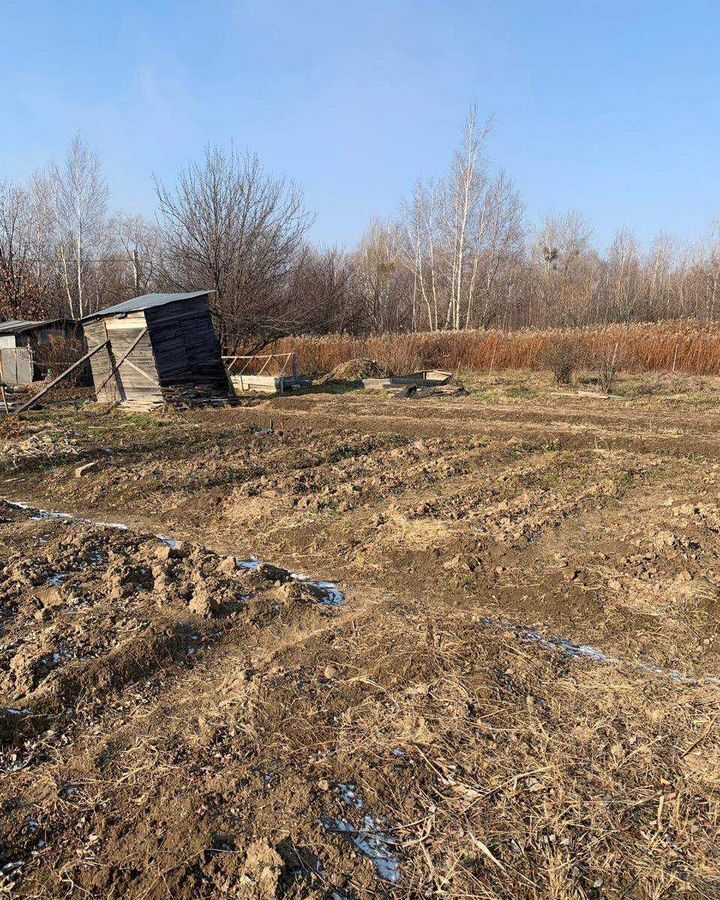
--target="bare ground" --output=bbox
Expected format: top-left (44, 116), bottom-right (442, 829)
top-left (1, 373), bottom-right (720, 898)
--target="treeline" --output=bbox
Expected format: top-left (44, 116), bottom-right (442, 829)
top-left (2, 114), bottom-right (720, 351)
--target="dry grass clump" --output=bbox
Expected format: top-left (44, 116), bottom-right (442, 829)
top-left (633, 373), bottom-right (720, 396)
top-left (315, 608), bottom-right (720, 898)
top-left (0, 419), bottom-right (82, 469)
top-left (320, 358), bottom-right (387, 382)
top-left (273, 320), bottom-right (720, 377)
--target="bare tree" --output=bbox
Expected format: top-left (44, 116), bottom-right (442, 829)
top-left (0, 180), bottom-right (42, 319)
top-left (354, 220), bottom-right (411, 333)
top-left (606, 228), bottom-right (640, 324)
top-left (49, 135), bottom-right (109, 318)
top-left (398, 180), bottom-right (443, 331)
top-left (533, 210), bottom-right (597, 327)
top-left (397, 108), bottom-right (525, 332)
top-left (698, 222), bottom-right (720, 321)
top-left (285, 246), bottom-right (361, 336)
top-left (642, 233), bottom-right (674, 320)
top-left (155, 145), bottom-right (313, 351)
top-left (113, 213), bottom-right (161, 295)
top-left (443, 105), bottom-right (493, 329)
top-left (465, 169), bottom-right (525, 328)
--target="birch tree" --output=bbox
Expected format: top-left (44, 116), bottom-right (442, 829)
top-left (50, 136), bottom-right (109, 318)
top-left (443, 104), bottom-right (492, 329)
top-left (606, 228), bottom-right (641, 324)
top-left (398, 107), bottom-right (524, 331)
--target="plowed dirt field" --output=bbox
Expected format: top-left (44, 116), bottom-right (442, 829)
top-left (2, 374), bottom-right (720, 899)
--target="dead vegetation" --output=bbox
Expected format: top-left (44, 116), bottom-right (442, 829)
top-left (274, 319), bottom-right (720, 378)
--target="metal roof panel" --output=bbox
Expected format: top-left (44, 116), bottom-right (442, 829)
top-left (82, 291), bottom-right (215, 322)
top-left (0, 319), bottom-right (68, 335)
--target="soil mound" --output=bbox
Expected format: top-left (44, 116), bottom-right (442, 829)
top-left (320, 358), bottom-right (387, 383)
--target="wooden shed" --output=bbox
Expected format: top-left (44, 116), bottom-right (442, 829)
top-left (0, 319), bottom-right (76, 386)
top-left (82, 292), bottom-right (229, 408)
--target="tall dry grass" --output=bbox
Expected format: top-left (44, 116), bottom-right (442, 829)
top-left (272, 320), bottom-right (720, 377)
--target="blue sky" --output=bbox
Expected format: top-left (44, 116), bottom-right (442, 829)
top-left (1, 0), bottom-right (718, 249)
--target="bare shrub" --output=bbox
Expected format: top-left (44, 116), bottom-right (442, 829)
top-left (33, 335), bottom-right (86, 384)
top-left (541, 335), bottom-right (577, 383)
top-left (595, 341), bottom-right (622, 393)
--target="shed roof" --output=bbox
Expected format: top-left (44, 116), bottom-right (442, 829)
top-left (0, 319), bottom-right (69, 336)
top-left (83, 292), bottom-right (215, 322)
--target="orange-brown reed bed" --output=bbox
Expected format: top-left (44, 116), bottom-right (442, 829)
top-left (272, 320), bottom-right (720, 377)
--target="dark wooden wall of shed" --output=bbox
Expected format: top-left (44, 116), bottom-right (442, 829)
top-left (145, 297), bottom-right (228, 391)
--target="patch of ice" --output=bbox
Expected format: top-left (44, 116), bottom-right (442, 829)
top-left (1, 861), bottom-right (23, 873)
top-left (320, 815), bottom-right (400, 884)
top-left (337, 782), bottom-right (363, 809)
top-left (47, 574), bottom-right (69, 587)
top-left (481, 615), bottom-right (720, 687)
top-left (5, 499), bottom-right (127, 531)
top-left (237, 556), bottom-right (345, 606)
top-left (31, 511), bottom-right (73, 521)
top-left (288, 571), bottom-right (344, 606)
top-left (309, 581), bottom-right (344, 607)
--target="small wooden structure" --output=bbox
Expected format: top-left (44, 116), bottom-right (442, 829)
top-left (224, 352), bottom-right (309, 395)
top-left (0, 319), bottom-right (75, 385)
top-left (82, 292), bottom-right (229, 409)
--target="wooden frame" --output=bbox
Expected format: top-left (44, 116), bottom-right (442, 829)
top-left (223, 352), bottom-right (307, 395)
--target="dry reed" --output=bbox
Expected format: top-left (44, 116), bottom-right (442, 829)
top-left (271, 320), bottom-right (720, 377)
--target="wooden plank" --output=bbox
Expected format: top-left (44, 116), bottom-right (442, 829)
top-left (16, 348), bottom-right (34, 385)
top-left (105, 313), bottom-right (146, 329)
top-left (121, 357), bottom-right (159, 385)
top-left (15, 342), bottom-right (109, 414)
top-left (0, 349), bottom-right (16, 384)
top-left (101, 315), bottom-right (161, 404)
